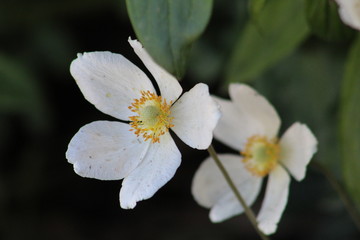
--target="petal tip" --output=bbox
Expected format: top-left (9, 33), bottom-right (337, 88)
top-left (258, 221), bottom-right (277, 235)
top-left (128, 37), bottom-right (142, 50)
top-left (120, 189), bottom-right (138, 209)
top-left (120, 200), bottom-right (137, 209)
top-left (209, 211), bottom-right (223, 223)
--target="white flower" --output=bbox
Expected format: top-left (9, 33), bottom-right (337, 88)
top-left (191, 84), bottom-right (317, 235)
top-left (66, 38), bottom-right (221, 209)
top-left (335, 0), bottom-right (360, 31)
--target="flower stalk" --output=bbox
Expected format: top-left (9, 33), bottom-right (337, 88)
top-left (207, 145), bottom-right (270, 240)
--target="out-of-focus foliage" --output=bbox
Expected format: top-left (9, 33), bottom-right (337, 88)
top-left (187, 1), bottom-right (249, 86)
top-left (126, 0), bottom-right (213, 79)
top-left (254, 43), bottom-right (344, 176)
top-left (305, 0), bottom-right (354, 41)
top-left (340, 35), bottom-right (360, 211)
top-left (0, 54), bottom-right (48, 131)
top-left (0, 0), bottom-right (360, 239)
top-left (225, 0), bottom-right (309, 83)
top-left (248, 0), bottom-right (266, 18)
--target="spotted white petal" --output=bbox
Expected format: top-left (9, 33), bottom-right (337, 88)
top-left (70, 51), bottom-right (156, 121)
top-left (191, 154), bottom-right (262, 222)
top-left (229, 84), bottom-right (281, 139)
top-left (128, 38), bottom-right (183, 103)
top-left (120, 133), bottom-right (181, 209)
top-left (213, 96), bottom-right (258, 151)
top-left (66, 121), bottom-right (149, 180)
top-left (335, 0), bottom-right (360, 31)
top-left (279, 122), bottom-right (318, 181)
top-left (170, 83), bottom-right (221, 150)
top-left (257, 165), bottom-right (290, 235)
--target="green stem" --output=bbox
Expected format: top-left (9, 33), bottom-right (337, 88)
top-left (311, 161), bottom-right (360, 231)
top-left (207, 145), bottom-right (270, 240)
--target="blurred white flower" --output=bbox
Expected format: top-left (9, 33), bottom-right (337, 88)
top-left (192, 84), bottom-right (317, 235)
top-left (335, 0), bottom-right (360, 31)
top-left (66, 38), bottom-right (220, 209)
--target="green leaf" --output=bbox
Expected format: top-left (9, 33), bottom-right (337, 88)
top-left (226, 0), bottom-right (309, 83)
top-left (305, 0), bottom-right (354, 41)
top-left (340, 35), bottom-right (360, 210)
top-left (126, 0), bottom-right (213, 79)
top-left (248, 0), bottom-right (266, 20)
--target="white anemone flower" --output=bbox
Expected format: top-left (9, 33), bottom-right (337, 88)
top-left (192, 84), bottom-right (317, 235)
top-left (335, 0), bottom-right (360, 31)
top-left (66, 38), bottom-right (221, 209)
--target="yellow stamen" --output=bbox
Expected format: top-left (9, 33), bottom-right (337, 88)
top-left (128, 90), bottom-right (173, 143)
top-left (241, 135), bottom-right (280, 177)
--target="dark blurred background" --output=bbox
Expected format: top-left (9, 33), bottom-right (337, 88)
top-left (1, 0), bottom-right (359, 239)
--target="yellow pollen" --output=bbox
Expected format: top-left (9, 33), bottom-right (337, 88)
top-left (128, 90), bottom-right (173, 143)
top-left (241, 135), bottom-right (280, 177)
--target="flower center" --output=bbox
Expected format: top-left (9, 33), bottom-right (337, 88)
top-left (241, 135), bottom-right (280, 177)
top-left (128, 90), bottom-right (173, 143)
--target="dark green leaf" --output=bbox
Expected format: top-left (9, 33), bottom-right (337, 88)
top-left (126, 0), bottom-right (213, 79)
top-left (226, 0), bottom-right (309, 83)
top-left (305, 0), bottom-right (354, 41)
top-left (340, 35), bottom-right (360, 210)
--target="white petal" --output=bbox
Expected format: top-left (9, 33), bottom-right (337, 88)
top-left (279, 122), bottom-right (318, 181)
top-left (128, 38), bottom-right (183, 103)
top-left (191, 154), bottom-right (262, 222)
top-left (170, 83), bottom-right (221, 150)
top-left (70, 51), bottom-right (155, 121)
top-left (209, 185), bottom-right (261, 223)
top-left (120, 133), bottom-right (181, 209)
top-left (213, 96), bottom-right (258, 151)
top-left (209, 191), bottom-right (247, 222)
top-left (335, 0), bottom-right (360, 31)
top-left (257, 165), bottom-right (290, 235)
top-left (229, 83), bottom-right (281, 139)
top-left (66, 121), bottom-right (150, 180)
